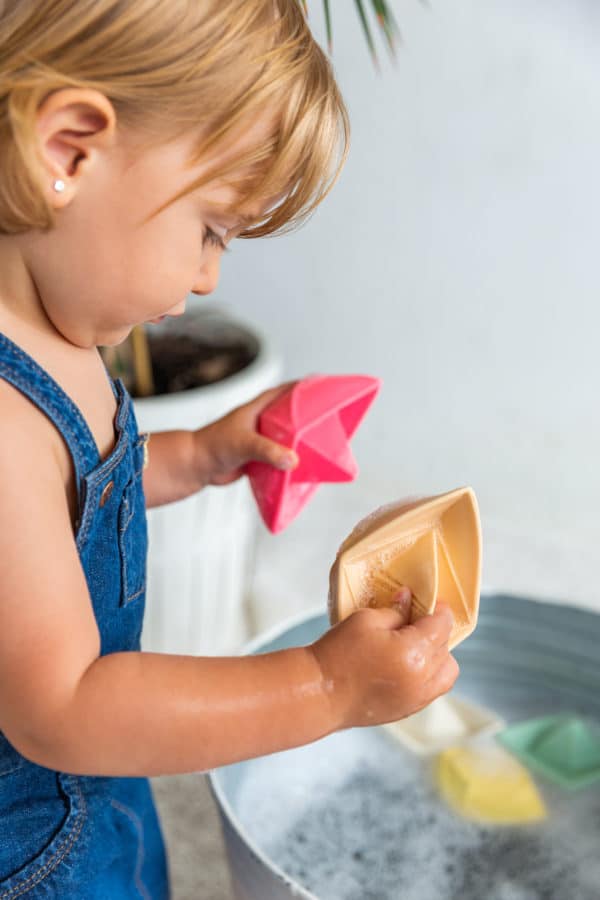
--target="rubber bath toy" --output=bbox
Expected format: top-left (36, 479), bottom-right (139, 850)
top-left (383, 694), bottom-right (504, 755)
top-left (436, 742), bottom-right (547, 824)
top-left (329, 487), bottom-right (482, 649)
top-left (498, 715), bottom-right (600, 790)
top-left (246, 374), bottom-right (380, 534)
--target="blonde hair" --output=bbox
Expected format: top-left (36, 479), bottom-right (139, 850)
top-left (0, 0), bottom-right (349, 238)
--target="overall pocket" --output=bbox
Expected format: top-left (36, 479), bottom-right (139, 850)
top-left (0, 768), bottom-right (86, 897)
top-left (117, 470), bottom-right (148, 606)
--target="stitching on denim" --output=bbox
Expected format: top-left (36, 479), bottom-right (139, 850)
top-left (85, 428), bottom-right (130, 486)
top-left (0, 343), bottom-right (133, 553)
top-left (119, 494), bottom-right (131, 604)
top-left (121, 532), bottom-right (130, 602)
top-left (76, 435), bottom-right (131, 551)
top-left (0, 353), bottom-right (97, 469)
top-left (134, 436), bottom-right (148, 478)
top-left (110, 799), bottom-right (152, 900)
top-left (119, 493), bottom-right (135, 534)
top-left (117, 477), bottom-right (147, 605)
top-left (112, 380), bottom-right (130, 432)
top-left (119, 534), bottom-right (147, 605)
top-left (0, 357), bottom-right (96, 549)
top-left (125, 582), bottom-right (146, 605)
top-left (0, 777), bottom-right (87, 899)
top-left (0, 763), bottom-right (23, 778)
top-left (0, 340), bottom-right (98, 457)
top-left (0, 362), bottom-right (88, 480)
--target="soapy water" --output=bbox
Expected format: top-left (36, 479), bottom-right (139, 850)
top-left (223, 596), bottom-right (600, 899)
top-left (233, 727), bottom-right (600, 900)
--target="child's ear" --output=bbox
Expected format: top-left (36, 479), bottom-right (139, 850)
top-left (35, 88), bottom-right (117, 208)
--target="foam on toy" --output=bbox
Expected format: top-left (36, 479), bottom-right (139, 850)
top-left (246, 375), bottom-right (381, 534)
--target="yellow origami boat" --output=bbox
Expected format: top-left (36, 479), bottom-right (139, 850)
top-left (436, 743), bottom-right (547, 825)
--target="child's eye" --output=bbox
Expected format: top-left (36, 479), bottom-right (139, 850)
top-left (202, 226), bottom-right (230, 253)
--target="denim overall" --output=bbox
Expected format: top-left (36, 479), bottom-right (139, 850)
top-left (0, 332), bottom-right (169, 898)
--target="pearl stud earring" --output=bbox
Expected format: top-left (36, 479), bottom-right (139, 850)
top-left (53, 179), bottom-right (65, 192)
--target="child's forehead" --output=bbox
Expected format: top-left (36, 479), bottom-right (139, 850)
top-left (183, 111), bottom-right (285, 221)
top-left (186, 108), bottom-right (280, 173)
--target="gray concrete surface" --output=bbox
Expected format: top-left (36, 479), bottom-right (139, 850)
top-left (152, 775), bottom-right (233, 900)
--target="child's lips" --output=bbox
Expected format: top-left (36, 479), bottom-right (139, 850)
top-left (147, 309), bottom-right (185, 325)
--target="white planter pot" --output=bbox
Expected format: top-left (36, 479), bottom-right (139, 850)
top-left (133, 306), bottom-right (283, 656)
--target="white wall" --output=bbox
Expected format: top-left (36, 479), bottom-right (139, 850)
top-left (194, 0), bottom-right (600, 626)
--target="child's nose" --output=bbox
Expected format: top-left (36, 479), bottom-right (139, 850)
top-left (190, 256), bottom-right (221, 296)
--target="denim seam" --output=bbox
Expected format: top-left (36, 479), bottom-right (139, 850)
top-left (0, 363), bottom-right (89, 484)
top-left (0, 358), bottom-right (96, 473)
top-left (84, 426), bottom-right (130, 486)
top-left (76, 436), bottom-right (130, 551)
top-left (124, 583), bottom-right (146, 605)
top-left (0, 763), bottom-right (23, 778)
top-left (119, 542), bottom-right (146, 605)
top-left (133, 441), bottom-right (146, 478)
top-left (0, 346), bottom-right (130, 553)
top-left (0, 342), bottom-right (98, 455)
top-left (0, 777), bottom-right (87, 899)
top-left (110, 799), bottom-right (151, 900)
top-left (117, 475), bottom-right (146, 605)
top-left (119, 496), bottom-right (135, 534)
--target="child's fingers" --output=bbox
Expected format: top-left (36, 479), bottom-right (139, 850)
top-left (412, 602), bottom-right (454, 648)
top-left (426, 654), bottom-right (460, 696)
top-left (351, 595), bottom-right (412, 631)
top-left (250, 435), bottom-right (298, 470)
top-left (389, 586), bottom-right (412, 617)
top-left (375, 587), bottom-right (413, 628)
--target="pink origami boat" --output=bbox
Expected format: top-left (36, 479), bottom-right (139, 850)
top-left (246, 374), bottom-right (381, 533)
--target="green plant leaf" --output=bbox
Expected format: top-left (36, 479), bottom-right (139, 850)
top-left (353, 0), bottom-right (379, 67)
top-left (311, 1), bottom-right (403, 66)
top-left (323, 0), bottom-right (332, 53)
top-left (383, 0), bottom-right (403, 41)
top-left (376, 0), bottom-right (400, 57)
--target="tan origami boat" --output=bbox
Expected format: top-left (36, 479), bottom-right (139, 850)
top-left (328, 487), bottom-right (482, 649)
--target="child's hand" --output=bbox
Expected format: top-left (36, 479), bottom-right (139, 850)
top-left (195, 382), bottom-right (299, 487)
top-left (310, 592), bottom-right (459, 730)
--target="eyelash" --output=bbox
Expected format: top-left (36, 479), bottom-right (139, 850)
top-left (203, 227), bottom-right (230, 253)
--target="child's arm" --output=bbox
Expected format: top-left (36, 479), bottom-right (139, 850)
top-left (142, 382), bottom-right (299, 508)
top-left (0, 393), bottom-right (457, 777)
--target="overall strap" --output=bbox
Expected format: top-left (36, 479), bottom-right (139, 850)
top-left (0, 331), bottom-right (112, 497)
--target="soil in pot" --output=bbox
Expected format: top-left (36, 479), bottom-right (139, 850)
top-left (102, 310), bottom-right (261, 397)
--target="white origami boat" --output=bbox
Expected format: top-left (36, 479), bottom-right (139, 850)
top-left (382, 694), bottom-right (504, 756)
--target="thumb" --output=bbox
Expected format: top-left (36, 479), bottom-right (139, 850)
top-left (251, 435), bottom-right (299, 471)
top-left (367, 588), bottom-right (413, 631)
top-left (389, 586), bottom-right (413, 626)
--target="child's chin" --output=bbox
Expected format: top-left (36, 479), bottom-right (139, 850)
top-left (102, 327), bottom-right (136, 347)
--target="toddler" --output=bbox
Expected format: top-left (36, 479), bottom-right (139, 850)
top-left (0, 1), bottom-right (458, 896)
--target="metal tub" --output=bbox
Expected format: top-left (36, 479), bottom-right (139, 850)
top-left (208, 594), bottom-right (600, 900)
